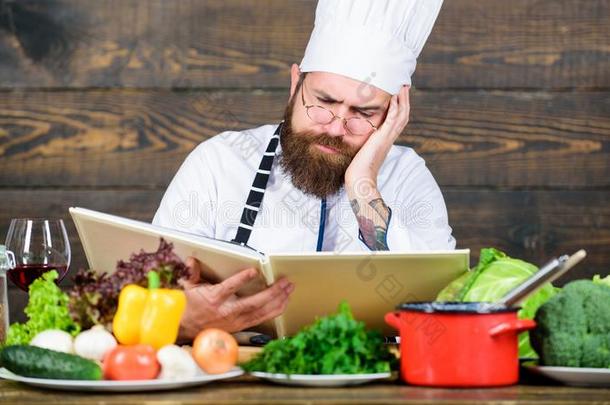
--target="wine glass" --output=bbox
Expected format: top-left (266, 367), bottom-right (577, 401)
top-left (4, 219), bottom-right (71, 291)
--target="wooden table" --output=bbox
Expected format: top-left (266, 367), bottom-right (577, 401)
top-left (2, 375), bottom-right (610, 404)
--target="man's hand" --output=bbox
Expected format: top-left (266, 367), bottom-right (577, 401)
top-left (178, 257), bottom-right (294, 341)
top-left (345, 85), bottom-right (410, 189)
top-left (344, 85), bottom-right (410, 250)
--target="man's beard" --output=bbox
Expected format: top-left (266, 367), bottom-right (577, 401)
top-left (278, 96), bottom-right (359, 199)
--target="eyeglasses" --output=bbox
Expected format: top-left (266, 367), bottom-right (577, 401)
top-left (300, 78), bottom-right (378, 137)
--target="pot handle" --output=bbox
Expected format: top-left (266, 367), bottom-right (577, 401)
top-left (489, 319), bottom-right (536, 337)
top-left (384, 312), bottom-right (401, 330)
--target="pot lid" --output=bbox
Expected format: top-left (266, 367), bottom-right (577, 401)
top-left (396, 301), bottom-right (519, 314)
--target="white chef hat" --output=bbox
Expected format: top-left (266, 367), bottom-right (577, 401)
top-left (300, 0), bottom-right (443, 95)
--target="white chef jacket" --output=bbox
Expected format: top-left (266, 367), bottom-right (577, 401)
top-left (152, 124), bottom-right (456, 253)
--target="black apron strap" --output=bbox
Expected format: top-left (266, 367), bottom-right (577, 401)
top-left (231, 123), bottom-right (283, 247)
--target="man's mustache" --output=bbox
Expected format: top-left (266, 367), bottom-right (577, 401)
top-left (300, 132), bottom-right (357, 157)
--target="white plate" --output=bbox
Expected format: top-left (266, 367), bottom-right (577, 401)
top-left (250, 371), bottom-right (392, 387)
top-left (523, 363), bottom-right (610, 387)
top-left (0, 367), bottom-right (243, 392)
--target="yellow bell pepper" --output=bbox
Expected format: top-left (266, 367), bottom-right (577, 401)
top-left (113, 271), bottom-right (186, 349)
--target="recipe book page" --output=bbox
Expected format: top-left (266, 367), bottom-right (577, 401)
top-left (69, 207), bottom-right (269, 295)
top-left (70, 206), bottom-right (282, 336)
top-left (268, 250), bottom-right (470, 337)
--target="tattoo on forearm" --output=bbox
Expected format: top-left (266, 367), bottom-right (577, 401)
top-left (369, 198), bottom-right (390, 222)
top-left (350, 198), bottom-right (360, 214)
top-left (350, 198), bottom-right (391, 251)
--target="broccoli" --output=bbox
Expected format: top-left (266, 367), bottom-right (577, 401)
top-left (530, 280), bottom-right (610, 368)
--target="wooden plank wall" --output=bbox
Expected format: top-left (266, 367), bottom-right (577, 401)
top-left (1, 0), bottom-right (609, 321)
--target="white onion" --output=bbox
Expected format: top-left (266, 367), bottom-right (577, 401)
top-left (30, 329), bottom-right (74, 353)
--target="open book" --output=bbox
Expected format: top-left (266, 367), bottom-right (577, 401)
top-left (69, 207), bottom-right (469, 337)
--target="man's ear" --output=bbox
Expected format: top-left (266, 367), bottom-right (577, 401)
top-left (289, 63), bottom-right (301, 100)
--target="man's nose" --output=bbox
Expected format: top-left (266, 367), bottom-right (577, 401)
top-left (324, 115), bottom-right (347, 137)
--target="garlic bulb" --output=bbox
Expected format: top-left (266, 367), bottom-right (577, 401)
top-left (73, 325), bottom-right (117, 361)
top-left (157, 345), bottom-right (199, 379)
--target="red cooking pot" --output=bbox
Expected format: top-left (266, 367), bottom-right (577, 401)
top-left (385, 302), bottom-right (536, 387)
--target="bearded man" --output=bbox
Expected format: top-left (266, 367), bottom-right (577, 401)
top-left (153, 0), bottom-right (454, 339)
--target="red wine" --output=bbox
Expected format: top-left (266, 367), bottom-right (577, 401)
top-left (7, 264), bottom-right (68, 291)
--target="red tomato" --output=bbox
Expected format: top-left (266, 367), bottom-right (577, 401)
top-left (192, 328), bottom-right (238, 374)
top-left (103, 344), bottom-right (160, 380)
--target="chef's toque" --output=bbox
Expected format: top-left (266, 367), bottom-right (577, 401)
top-left (300, 0), bottom-right (443, 94)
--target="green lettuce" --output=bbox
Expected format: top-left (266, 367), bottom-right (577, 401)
top-left (436, 248), bottom-right (558, 359)
top-left (6, 270), bottom-right (80, 345)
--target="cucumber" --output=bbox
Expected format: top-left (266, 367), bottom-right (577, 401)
top-left (0, 345), bottom-right (102, 380)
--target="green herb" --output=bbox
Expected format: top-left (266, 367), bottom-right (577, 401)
top-left (242, 302), bottom-right (397, 374)
top-left (436, 248), bottom-right (558, 359)
top-left (6, 270), bottom-right (80, 346)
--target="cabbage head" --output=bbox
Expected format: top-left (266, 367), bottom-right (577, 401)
top-left (436, 247), bottom-right (558, 359)
top-left (592, 274), bottom-right (610, 288)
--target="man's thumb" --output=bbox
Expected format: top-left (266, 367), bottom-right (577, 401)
top-left (183, 256), bottom-right (202, 286)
